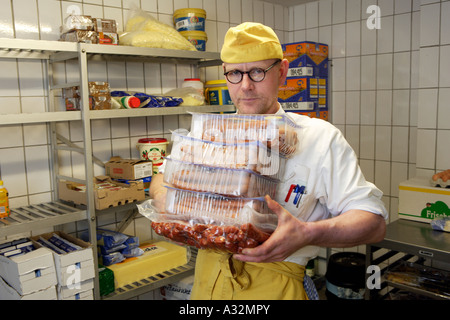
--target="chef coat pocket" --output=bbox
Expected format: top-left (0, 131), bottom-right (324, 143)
top-left (275, 163), bottom-right (314, 218)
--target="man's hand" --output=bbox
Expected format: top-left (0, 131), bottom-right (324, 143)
top-left (233, 195), bottom-right (309, 263)
top-left (233, 195), bottom-right (386, 263)
top-left (148, 173), bottom-right (167, 212)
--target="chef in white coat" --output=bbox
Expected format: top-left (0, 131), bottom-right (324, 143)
top-left (150, 22), bottom-right (388, 300)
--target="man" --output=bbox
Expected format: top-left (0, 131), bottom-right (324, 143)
top-left (149, 22), bottom-right (388, 300)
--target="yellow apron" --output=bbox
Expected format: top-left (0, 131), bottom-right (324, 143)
top-left (190, 249), bottom-right (308, 300)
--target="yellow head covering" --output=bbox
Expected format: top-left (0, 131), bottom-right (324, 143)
top-left (221, 22), bottom-right (283, 63)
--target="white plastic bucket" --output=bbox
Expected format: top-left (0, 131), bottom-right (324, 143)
top-left (136, 138), bottom-right (169, 173)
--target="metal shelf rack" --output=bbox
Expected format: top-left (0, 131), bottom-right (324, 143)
top-left (0, 38), bottom-right (234, 299)
top-left (365, 219), bottom-right (450, 300)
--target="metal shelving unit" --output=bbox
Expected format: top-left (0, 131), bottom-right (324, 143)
top-left (0, 38), bottom-right (235, 300)
top-left (365, 219), bottom-right (450, 300)
top-left (0, 201), bottom-right (86, 237)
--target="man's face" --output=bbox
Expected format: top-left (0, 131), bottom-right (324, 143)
top-left (223, 59), bottom-right (288, 115)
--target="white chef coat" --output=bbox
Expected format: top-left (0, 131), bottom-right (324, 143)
top-left (273, 107), bottom-right (388, 265)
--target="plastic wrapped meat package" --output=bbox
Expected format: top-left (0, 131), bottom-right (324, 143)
top-left (163, 157), bottom-right (279, 198)
top-left (170, 131), bottom-right (287, 180)
top-left (189, 113), bottom-right (301, 157)
top-left (119, 6), bottom-right (196, 51)
top-left (137, 187), bottom-right (278, 254)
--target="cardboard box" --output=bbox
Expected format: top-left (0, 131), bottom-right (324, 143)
top-left (112, 176), bottom-right (152, 190)
top-left (58, 175), bottom-right (145, 210)
top-left (105, 156), bottom-right (153, 180)
top-left (282, 41), bottom-right (329, 78)
top-left (0, 276), bottom-right (56, 300)
top-left (398, 177), bottom-right (450, 223)
top-left (57, 278), bottom-right (94, 300)
top-left (278, 77), bottom-right (328, 111)
top-left (31, 231), bottom-right (95, 286)
top-left (0, 245), bottom-right (57, 295)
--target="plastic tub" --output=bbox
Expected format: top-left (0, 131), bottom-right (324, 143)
top-left (170, 131), bottom-right (287, 179)
top-left (136, 138), bottom-right (169, 165)
top-left (204, 80), bottom-right (232, 105)
top-left (163, 157), bottom-right (280, 198)
top-left (179, 31), bottom-right (207, 51)
top-left (173, 8), bottom-right (206, 31)
top-left (182, 78), bottom-right (204, 96)
top-left (189, 112), bottom-right (300, 157)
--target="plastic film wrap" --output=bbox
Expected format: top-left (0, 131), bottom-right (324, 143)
top-left (163, 157), bottom-right (279, 198)
top-left (189, 113), bottom-right (300, 157)
top-left (170, 131), bottom-right (286, 179)
top-left (137, 187), bottom-right (277, 253)
top-left (119, 7), bottom-right (196, 51)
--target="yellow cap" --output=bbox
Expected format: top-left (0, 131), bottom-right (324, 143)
top-left (221, 22), bottom-right (283, 63)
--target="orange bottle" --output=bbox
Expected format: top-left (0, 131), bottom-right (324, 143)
top-left (0, 180), bottom-right (10, 218)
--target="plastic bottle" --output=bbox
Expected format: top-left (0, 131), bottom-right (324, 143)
top-left (111, 96), bottom-right (141, 109)
top-left (306, 259), bottom-right (316, 278)
top-left (182, 78), bottom-right (204, 96)
top-left (0, 180), bottom-right (10, 219)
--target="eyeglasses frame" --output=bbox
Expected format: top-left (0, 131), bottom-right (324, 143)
top-left (223, 59), bottom-right (282, 84)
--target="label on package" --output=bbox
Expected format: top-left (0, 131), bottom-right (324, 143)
top-left (134, 162), bottom-right (153, 179)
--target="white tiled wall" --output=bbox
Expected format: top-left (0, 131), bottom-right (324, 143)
top-left (0, 0), bottom-right (449, 296)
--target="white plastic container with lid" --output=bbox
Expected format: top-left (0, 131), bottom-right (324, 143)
top-left (182, 78), bottom-right (204, 96)
top-left (136, 138), bottom-right (169, 175)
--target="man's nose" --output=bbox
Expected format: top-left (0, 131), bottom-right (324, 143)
top-left (240, 73), bottom-right (254, 90)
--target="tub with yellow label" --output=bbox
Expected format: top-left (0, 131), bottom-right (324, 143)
top-left (204, 80), bottom-right (233, 105)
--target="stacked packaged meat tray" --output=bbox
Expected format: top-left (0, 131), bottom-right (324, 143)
top-left (138, 113), bottom-right (300, 253)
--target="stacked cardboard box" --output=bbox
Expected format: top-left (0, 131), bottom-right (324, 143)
top-left (31, 232), bottom-right (95, 300)
top-left (105, 156), bottom-right (153, 190)
top-left (58, 175), bottom-right (145, 210)
top-left (279, 41), bottom-right (329, 121)
top-left (0, 239), bottom-right (57, 300)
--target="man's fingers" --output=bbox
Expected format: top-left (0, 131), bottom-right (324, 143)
top-left (265, 194), bottom-right (285, 216)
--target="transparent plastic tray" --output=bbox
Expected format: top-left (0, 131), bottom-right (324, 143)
top-left (137, 189), bottom-right (277, 253)
top-left (170, 131), bottom-right (287, 180)
top-left (189, 112), bottom-right (300, 157)
top-left (163, 186), bottom-right (274, 226)
top-left (163, 157), bottom-right (280, 198)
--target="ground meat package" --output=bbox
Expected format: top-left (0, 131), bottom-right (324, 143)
top-left (137, 187), bottom-right (277, 254)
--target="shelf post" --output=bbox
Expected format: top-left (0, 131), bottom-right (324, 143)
top-left (77, 43), bottom-right (101, 300)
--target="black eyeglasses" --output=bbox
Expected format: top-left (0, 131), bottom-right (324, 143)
top-left (224, 60), bottom-right (281, 84)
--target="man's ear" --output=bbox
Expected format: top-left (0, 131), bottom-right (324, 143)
top-left (279, 59), bottom-right (289, 85)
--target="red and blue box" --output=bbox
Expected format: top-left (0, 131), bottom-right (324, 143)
top-left (278, 77), bottom-right (328, 115)
top-left (281, 41), bottom-right (329, 78)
